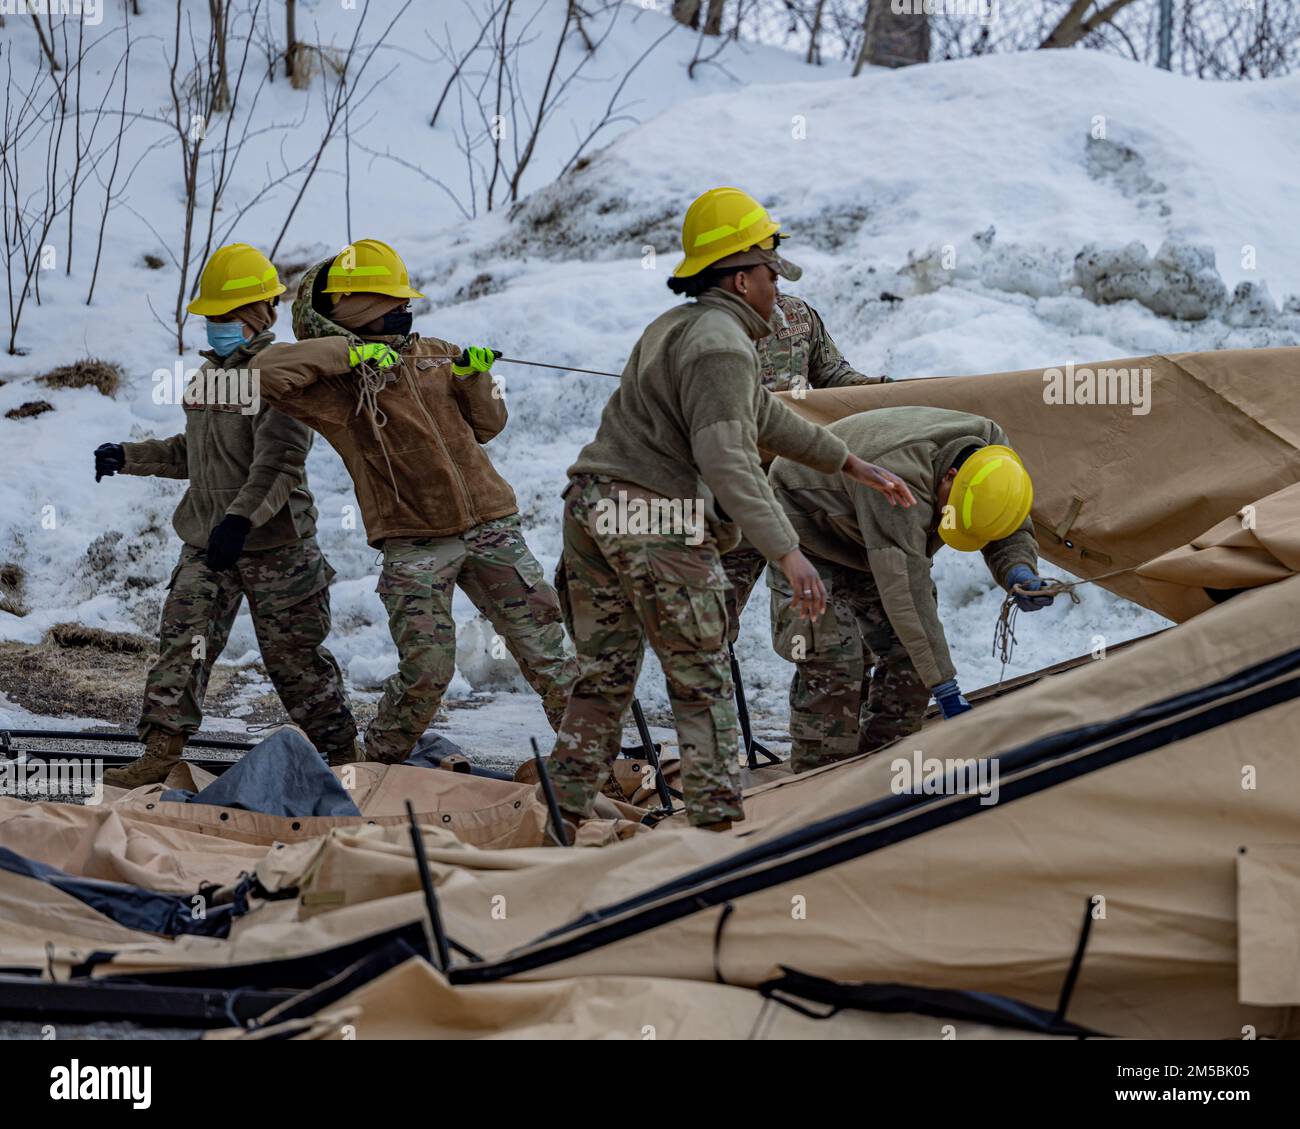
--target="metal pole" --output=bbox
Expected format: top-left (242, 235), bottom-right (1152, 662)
top-left (405, 800), bottom-right (452, 971)
top-left (729, 642), bottom-right (781, 769)
top-left (1157, 0), bottom-right (1173, 71)
top-left (530, 737), bottom-right (573, 846)
top-left (630, 699), bottom-right (675, 810)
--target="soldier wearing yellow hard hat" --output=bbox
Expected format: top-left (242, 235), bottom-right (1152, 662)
top-left (94, 243), bottom-right (358, 786)
top-left (244, 238), bottom-right (578, 766)
top-left (700, 188), bottom-right (891, 660)
top-left (766, 405), bottom-right (1052, 774)
top-left (546, 187), bottom-right (916, 836)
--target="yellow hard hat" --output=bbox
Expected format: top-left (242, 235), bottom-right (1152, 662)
top-left (322, 238), bottom-right (423, 299)
top-left (939, 445), bottom-right (1034, 552)
top-left (672, 186), bottom-right (784, 279)
top-left (186, 243), bottom-right (286, 316)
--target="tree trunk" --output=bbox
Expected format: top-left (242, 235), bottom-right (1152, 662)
top-left (210, 0), bottom-right (231, 111)
top-left (806, 0), bottom-right (826, 65)
top-left (285, 0), bottom-right (300, 81)
top-left (1041, 0), bottom-right (1138, 50)
top-left (671, 0), bottom-right (701, 30)
top-left (703, 0), bottom-right (726, 37)
top-left (853, 0), bottom-right (929, 75)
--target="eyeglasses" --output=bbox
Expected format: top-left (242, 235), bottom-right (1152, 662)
top-left (754, 233), bottom-right (783, 252)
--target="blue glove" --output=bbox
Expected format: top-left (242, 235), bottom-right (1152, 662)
top-left (1006, 563), bottom-right (1054, 612)
top-left (932, 678), bottom-right (972, 720)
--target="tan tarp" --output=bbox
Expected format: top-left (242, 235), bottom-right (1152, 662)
top-left (1237, 844), bottom-right (1300, 1007)
top-left (775, 347), bottom-right (1300, 622)
top-left (4, 575), bottom-right (1300, 1037)
top-left (209, 958), bottom-right (1057, 1041)
top-left (0, 762), bottom-right (638, 891)
top-left (1136, 480), bottom-right (1300, 602)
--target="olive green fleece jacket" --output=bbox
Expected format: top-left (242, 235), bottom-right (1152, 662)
top-left (768, 406), bottom-right (1039, 688)
top-left (119, 331), bottom-right (318, 551)
top-left (568, 288), bottom-right (851, 560)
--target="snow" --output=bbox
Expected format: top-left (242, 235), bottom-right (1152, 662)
top-left (3, 3), bottom-right (1299, 754)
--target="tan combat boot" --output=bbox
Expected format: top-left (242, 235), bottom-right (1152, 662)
top-left (103, 731), bottom-right (187, 789)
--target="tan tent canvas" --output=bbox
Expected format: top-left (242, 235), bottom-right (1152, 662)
top-left (776, 347), bottom-right (1300, 622)
top-left (6, 574), bottom-right (1299, 1039)
top-left (1136, 479), bottom-right (1300, 600)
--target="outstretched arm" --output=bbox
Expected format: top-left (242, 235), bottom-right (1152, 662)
top-left (120, 433), bottom-right (188, 479)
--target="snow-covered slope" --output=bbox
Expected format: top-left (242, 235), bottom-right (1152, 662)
top-left (3, 5), bottom-right (1299, 747)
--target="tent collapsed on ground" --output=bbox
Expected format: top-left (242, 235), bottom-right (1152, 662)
top-left (2, 347), bottom-right (1299, 1040)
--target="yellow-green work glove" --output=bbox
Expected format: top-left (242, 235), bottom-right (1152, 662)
top-left (451, 346), bottom-right (498, 377)
top-left (348, 342), bottom-right (401, 369)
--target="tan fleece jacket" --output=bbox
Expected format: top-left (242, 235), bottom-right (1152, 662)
top-left (252, 335), bottom-right (516, 548)
top-left (120, 331), bottom-right (318, 551)
top-left (769, 406), bottom-right (1039, 687)
top-left (569, 288), bottom-right (850, 560)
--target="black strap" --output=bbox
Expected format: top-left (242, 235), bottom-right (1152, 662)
top-left (1053, 896), bottom-right (1096, 1027)
top-left (712, 902), bottom-right (735, 985)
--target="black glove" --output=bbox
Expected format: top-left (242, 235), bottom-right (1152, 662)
top-left (205, 514), bottom-right (252, 571)
top-left (95, 443), bottom-right (125, 482)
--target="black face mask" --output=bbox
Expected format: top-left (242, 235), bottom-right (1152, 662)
top-left (380, 307), bottom-right (413, 336)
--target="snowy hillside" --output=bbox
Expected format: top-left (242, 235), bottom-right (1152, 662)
top-left (3, 2), bottom-right (1299, 749)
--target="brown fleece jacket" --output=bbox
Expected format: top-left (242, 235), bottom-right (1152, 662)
top-left (247, 258), bottom-right (518, 548)
top-left (769, 406), bottom-right (1039, 687)
top-left (120, 331), bottom-right (318, 551)
top-left (569, 288), bottom-right (850, 560)
top-left (253, 335), bottom-right (516, 547)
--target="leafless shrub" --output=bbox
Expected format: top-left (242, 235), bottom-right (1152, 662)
top-left (417, 1), bottom-right (672, 216)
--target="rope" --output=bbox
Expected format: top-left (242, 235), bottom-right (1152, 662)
top-left (350, 352), bottom-right (402, 506)
top-left (494, 355), bottom-right (622, 379)
top-left (992, 565), bottom-right (1139, 682)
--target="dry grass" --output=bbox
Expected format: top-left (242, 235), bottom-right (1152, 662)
top-left (5, 400), bottom-right (54, 420)
top-left (0, 637), bottom-right (157, 726)
top-left (48, 622), bottom-right (150, 654)
top-left (38, 357), bottom-right (124, 397)
top-left (0, 633), bottom-right (249, 728)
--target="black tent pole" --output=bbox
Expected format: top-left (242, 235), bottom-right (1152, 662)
top-left (530, 737), bottom-right (574, 846)
top-left (630, 699), bottom-right (675, 810)
top-left (730, 641), bottom-right (780, 769)
top-left (404, 800), bottom-right (453, 971)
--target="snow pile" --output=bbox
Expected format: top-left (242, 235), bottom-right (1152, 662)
top-left (3, 6), bottom-right (1300, 748)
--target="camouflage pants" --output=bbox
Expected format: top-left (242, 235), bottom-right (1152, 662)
top-left (364, 515), bottom-right (577, 764)
top-left (139, 538), bottom-right (357, 758)
top-left (721, 544), bottom-right (767, 644)
top-left (549, 477), bottom-right (742, 827)
top-left (769, 554), bottom-right (930, 774)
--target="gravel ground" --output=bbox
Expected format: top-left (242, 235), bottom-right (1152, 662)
top-left (0, 1021), bottom-right (202, 1040)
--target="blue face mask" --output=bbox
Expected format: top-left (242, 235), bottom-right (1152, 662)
top-left (206, 320), bottom-right (248, 357)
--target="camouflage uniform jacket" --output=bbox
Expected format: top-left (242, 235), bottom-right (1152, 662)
top-left (759, 295), bottom-right (887, 393)
top-left (120, 331), bottom-right (318, 552)
top-left (768, 406), bottom-right (1039, 688)
top-left (569, 287), bottom-right (850, 561)
top-left (253, 260), bottom-right (517, 548)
